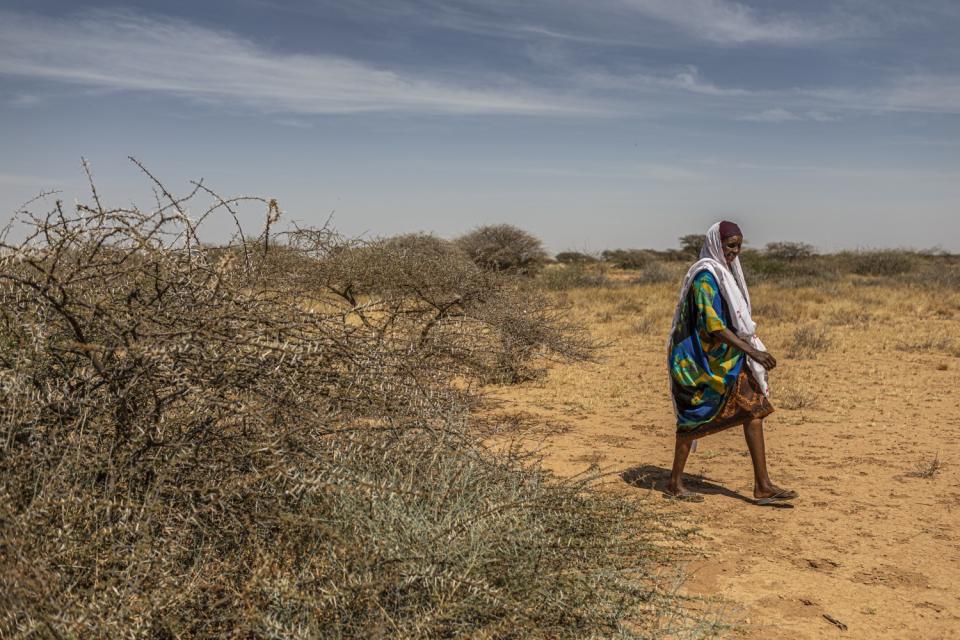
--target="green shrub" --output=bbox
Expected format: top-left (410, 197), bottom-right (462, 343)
top-left (555, 251), bottom-right (597, 264)
top-left (843, 250), bottom-right (916, 276)
top-left (631, 261), bottom-right (673, 285)
top-left (765, 241), bottom-right (817, 261)
top-left (601, 249), bottom-right (652, 270)
top-left (455, 224), bottom-right (548, 275)
top-left (739, 250), bottom-right (788, 281)
top-left (678, 234), bottom-right (703, 259)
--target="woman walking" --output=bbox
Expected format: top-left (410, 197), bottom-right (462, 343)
top-left (666, 221), bottom-right (796, 505)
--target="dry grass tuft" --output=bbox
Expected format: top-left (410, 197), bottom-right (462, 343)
top-left (906, 452), bottom-right (943, 479)
top-left (776, 382), bottom-right (818, 410)
top-left (896, 336), bottom-right (956, 354)
top-left (787, 325), bottom-right (832, 359)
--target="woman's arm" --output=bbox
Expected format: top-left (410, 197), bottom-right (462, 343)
top-left (710, 327), bottom-right (777, 370)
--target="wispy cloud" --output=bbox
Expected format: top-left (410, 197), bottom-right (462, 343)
top-left (737, 108), bottom-right (802, 122)
top-left (807, 74), bottom-right (960, 114)
top-left (619, 0), bottom-right (848, 44)
top-left (7, 93), bottom-right (41, 108)
top-left (270, 0), bottom-right (860, 47)
top-left (0, 9), bottom-right (596, 117)
top-left (736, 108), bottom-right (843, 123)
top-left (575, 65), bottom-right (752, 98)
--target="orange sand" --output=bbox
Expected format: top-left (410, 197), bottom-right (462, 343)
top-left (490, 277), bottom-right (960, 639)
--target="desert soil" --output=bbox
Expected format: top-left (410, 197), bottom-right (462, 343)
top-left (489, 276), bottom-right (960, 639)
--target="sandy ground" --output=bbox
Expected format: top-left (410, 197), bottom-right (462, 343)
top-left (489, 275), bottom-right (960, 639)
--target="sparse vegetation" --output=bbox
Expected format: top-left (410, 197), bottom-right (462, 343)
top-left (895, 335), bottom-right (956, 354)
top-left (0, 165), bottom-right (704, 639)
top-left (539, 263), bottom-right (608, 291)
top-left (5, 163), bottom-right (960, 639)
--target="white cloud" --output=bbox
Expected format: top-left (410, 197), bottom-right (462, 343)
top-left (0, 9), bottom-right (595, 116)
top-left (805, 74), bottom-right (960, 114)
top-left (658, 66), bottom-right (751, 96)
top-left (736, 108), bottom-right (844, 123)
top-left (578, 65), bottom-right (751, 98)
top-left (274, 118), bottom-right (315, 129)
top-left (805, 110), bottom-right (842, 122)
top-left (877, 74), bottom-right (960, 113)
top-left (620, 0), bottom-right (843, 44)
top-left (737, 108), bottom-right (802, 122)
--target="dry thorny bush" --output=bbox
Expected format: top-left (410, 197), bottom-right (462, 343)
top-left (0, 162), bottom-right (714, 639)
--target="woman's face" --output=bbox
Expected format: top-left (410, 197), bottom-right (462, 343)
top-left (722, 234), bottom-right (743, 265)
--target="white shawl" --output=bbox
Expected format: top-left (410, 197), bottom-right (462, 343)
top-left (668, 222), bottom-right (770, 399)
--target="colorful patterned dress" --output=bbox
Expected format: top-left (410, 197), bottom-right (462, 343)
top-left (669, 271), bottom-right (773, 437)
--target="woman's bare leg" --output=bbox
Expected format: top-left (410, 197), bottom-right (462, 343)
top-left (743, 418), bottom-right (793, 499)
top-left (667, 436), bottom-right (693, 496)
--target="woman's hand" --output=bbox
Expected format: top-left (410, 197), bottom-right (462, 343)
top-left (749, 349), bottom-right (777, 370)
top-left (711, 328), bottom-right (778, 371)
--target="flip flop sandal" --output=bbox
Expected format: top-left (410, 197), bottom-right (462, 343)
top-left (755, 489), bottom-right (799, 506)
top-left (663, 492), bottom-right (705, 503)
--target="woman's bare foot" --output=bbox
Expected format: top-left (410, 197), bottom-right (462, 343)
top-left (665, 481), bottom-right (704, 502)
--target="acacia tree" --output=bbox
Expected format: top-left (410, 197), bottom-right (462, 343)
top-left (455, 224), bottom-right (548, 275)
top-left (678, 234), bottom-right (703, 258)
top-left (765, 241), bottom-right (817, 260)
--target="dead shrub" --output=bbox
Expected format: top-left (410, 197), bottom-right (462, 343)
top-left (0, 161), bottom-right (707, 638)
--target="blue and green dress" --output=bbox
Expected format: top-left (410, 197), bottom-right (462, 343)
top-left (669, 271), bottom-right (773, 438)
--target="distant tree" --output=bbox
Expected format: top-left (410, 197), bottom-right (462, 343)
top-left (455, 224), bottom-right (548, 275)
top-left (600, 249), bottom-right (651, 270)
top-left (555, 251), bottom-right (597, 264)
top-left (765, 241), bottom-right (817, 261)
top-left (678, 234), bottom-right (703, 258)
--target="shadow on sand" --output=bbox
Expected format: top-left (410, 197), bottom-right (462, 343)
top-left (620, 464), bottom-right (793, 508)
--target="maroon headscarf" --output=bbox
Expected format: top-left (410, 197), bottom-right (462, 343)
top-left (718, 220), bottom-right (742, 239)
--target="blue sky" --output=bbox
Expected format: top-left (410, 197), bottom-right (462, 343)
top-left (1, 0), bottom-right (958, 252)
